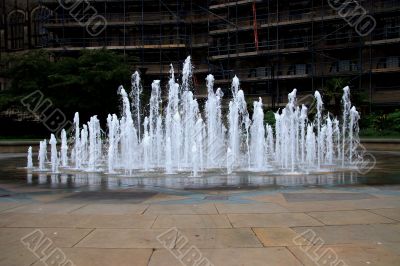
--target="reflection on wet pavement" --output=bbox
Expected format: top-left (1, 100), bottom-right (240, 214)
top-left (0, 151), bottom-right (399, 195)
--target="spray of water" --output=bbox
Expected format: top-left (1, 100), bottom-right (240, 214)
top-left (30, 56), bottom-right (362, 176)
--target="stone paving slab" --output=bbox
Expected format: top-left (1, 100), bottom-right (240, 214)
top-left (277, 199), bottom-right (400, 212)
top-left (283, 192), bottom-right (376, 202)
top-left (277, 201), bottom-right (361, 212)
top-left (76, 229), bottom-right (172, 248)
top-left (307, 210), bottom-right (396, 225)
top-left (32, 248), bottom-right (153, 266)
top-left (0, 227), bottom-right (92, 248)
top-left (243, 193), bottom-right (286, 204)
top-left (369, 208), bottom-right (400, 222)
top-left (215, 203), bottom-right (288, 214)
top-left (227, 213), bottom-right (323, 228)
top-left (0, 213), bottom-right (157, 229)
top-left (0, 243), bottom-right (38, 266)
top-left (253, 227), bottom-right (311, 247)
top-left (75, 214), bottom-right (157, 229)
top-left (292, 224), bottom-right (400, 245)
top-left (144, 203), bottom-right (218, 215)
top-left (0, 227), bottom-right (93, 266)
top-left (62, 191), bottom-right (158, 203)
top-left (178, 228), bottom-right (263, 248)
top-left (288, 244), bottom-right (400, 266)
top-left (0, 202), bottom-right (27, 212)
top-left (30, 192), bottom-right (76, 203)
top-left (0, 213), bottom-right (80, 228)
top-left (351, 198), bottom-right (400, 209)
top-left (141, 194), bottom-right (189, 204)
top-left (3, 203), bottom-right (86, 214)
top-left (148, 247), bottom-right (302, 266)
top-left (152, 214), bottom-right (232, 228)
top-left (69, 203), bottom-right (149, 215)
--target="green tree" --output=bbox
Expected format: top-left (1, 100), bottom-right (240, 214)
top-left (1, 49), bottom-right (136, 123)
top-left (322, 77), bottom-right (349, 115)
top-left (0, 50), bottom-right (53, 111)
top-left (48, 49), bottom-right (133, 120)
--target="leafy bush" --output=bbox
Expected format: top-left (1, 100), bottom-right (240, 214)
top-left (360, 110), bottom-right (400, 137)
top-left (387, 110), bottom-right (400, 132)
top-left (1, 49), bottom-right (136, 122)
top-left (264, 110), bottom-right (275, 127)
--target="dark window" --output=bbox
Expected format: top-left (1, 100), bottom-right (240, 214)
top-left (32, 7), bottom-right (51, 47)
top-left (8, 11), bottom-right (25, 50)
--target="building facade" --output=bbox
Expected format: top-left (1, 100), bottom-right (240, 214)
top-left (1, 0), bottom-right (400, 108)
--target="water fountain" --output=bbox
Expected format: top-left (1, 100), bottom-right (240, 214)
top-left (38, 139), bottom-right (47, 171)
top-left (27, 146), bottom-right (33, 168)
top-left (49, 134), bottom-right (58, 173)
top-left (60, 129), bottom-right (68, 167)
top-left (27, 56), bottom-right (363, 178)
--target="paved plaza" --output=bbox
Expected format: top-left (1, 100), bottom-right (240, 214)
top-left (1, 180), bottom-right (400, 265)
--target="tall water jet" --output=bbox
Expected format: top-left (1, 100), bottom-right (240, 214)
top-left (142, 117), bottom-right (150, 171)
top-left (326, 116), bottom-right (334, 164)
top-left (205, 74), bottom-right (225, 168)
top-left (250, 98), bottom-right (265, 170)
top-left (228, 76), bottom-right (249, 169)
top-left (314, 91), bottom-right (323, 168)
top-left (165, 64), bottom-right (180, 172)
top-left (149, 80), bottom-right (162, 165)
top-left (265, 124), bottom-right (274, 159)
top-left (299, 105), bottom-right (308, 163)
top-left (60, 129), bottom-right (68, 167)
top-left (226, 147), bottom-right (233, 174)
top-left (27, 146), bottom-right (33, 168)
top-left (107, 114), bottom-right (119, 173)
top-left (342, 86), bottom-right (351, 166)
top-left (205, 74), bottom-right (218, 167)
top-left (195, 117), bottom-right (205, 172)
top-left (306, 124), bottom-right (316, 168)
top-left (73, 112), bottom-right (81, 169)
top-left (155, 115), bottom-right (163, 167)
top-left (165, 136), bottom-right (172, 174)
top-left (87, 116), bottom-right (102, 171)
top-left (182, 56), bottom-right (193, 91)
top-left (131, 71), bottom-right (142, 137)
top-left (191, 143), bottom-right (199, 177)
top-left (80, 125), bottom-right (88, 167)
top-left (333, 118), bottom-right (341, 161)
top-left (119, 86), bottom-right (138, 174)
top-left (181, 57), bottom-right (197, 166)
top-left (349, 106), bottom-right (360, 164)
top-left (49, 134), bottom-right (58, 173)
top-left (274, 111), bottom-right (282, 166)
top-left (38, 139), bottom-right (47, 170)
top-left (288, 89), bottom-right (297, 172)
top-left (320, 125), bottom-right (326, 165)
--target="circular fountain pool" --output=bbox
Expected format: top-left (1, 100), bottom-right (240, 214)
top-left (3, 151), bottom-right (400, 191)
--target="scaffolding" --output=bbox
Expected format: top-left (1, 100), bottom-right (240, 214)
top-left (207, 0), bottom-right (400, 108)
top-left (1, 0), bottom-right (399, 107)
